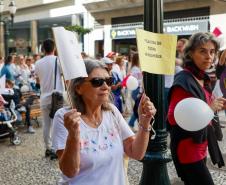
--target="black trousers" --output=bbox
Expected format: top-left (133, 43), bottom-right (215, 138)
top-left (21, 95), bottom-right (36, 127)
top-left (25, 105), bottom-right (31, 127)
top-left (180, 158), bottom-right (214, 185)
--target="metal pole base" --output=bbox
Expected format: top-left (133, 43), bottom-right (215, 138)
top-left (139, 151), bottom-right (171, 185)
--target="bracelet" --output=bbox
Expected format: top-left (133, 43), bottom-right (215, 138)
top-left (138, 124), bottom-right (152, 132)
top-left (138, 116), bottom-right (155, 133)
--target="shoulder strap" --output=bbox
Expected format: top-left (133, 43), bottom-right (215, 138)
top-left (54, 57), bottom-right (57, 90)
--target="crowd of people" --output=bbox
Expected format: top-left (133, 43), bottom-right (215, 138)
top-left (0, 31), bottom-right (226, 184)
top-left (0, 54), bottom-right (41, 134)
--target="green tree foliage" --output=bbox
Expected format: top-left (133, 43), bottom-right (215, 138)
top-left (65, 25), bottom-right (92, 35)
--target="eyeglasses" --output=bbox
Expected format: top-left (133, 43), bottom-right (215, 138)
top-left (86, 77), bottom-right (113, 88)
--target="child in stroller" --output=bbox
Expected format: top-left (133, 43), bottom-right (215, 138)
top-left (0, 92), bottom-right (21, 145)
top-left (3, 80), bottom-right (37, 134)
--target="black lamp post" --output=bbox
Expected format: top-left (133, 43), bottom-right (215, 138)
top-left (139, 0), bottom-right (171, 184)
top-left (0, 0), bottom-right (17, 58)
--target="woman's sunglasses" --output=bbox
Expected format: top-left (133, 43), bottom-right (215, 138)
top-left (86, 77), bottom-right (114, 88)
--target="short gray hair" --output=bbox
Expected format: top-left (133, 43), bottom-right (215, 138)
top-left (184, 32), bottom-right (220, 63)
top-left (69, 59), bottom-right (112, 113)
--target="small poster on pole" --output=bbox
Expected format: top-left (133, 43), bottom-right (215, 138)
top-left (52, 27), bottom-right (88, 80)
top-left (136, 29), bottom-right (177, 75)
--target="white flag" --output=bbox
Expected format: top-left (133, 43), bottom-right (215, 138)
top-left (52, 27), bottom-right (88, 80)
top-left (0, 75), bottom-right (6, 90)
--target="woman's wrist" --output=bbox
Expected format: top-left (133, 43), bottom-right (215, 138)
top-left (138, 122), bottom-right (152, 132)
top-left (138, 117), bottom-right (155, 133)
top-left (68, 132), bottom-right (80, 142)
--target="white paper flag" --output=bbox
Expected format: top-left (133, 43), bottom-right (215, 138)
top-left (52, 27), bottom-right (88, 80)
top-left (0, 75), bottom-right (6, 90)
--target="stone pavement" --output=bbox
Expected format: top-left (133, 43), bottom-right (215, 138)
top-left (0, 111), bottom-right (225, 185)
top-left (0, 123), bottom-right (61, 185)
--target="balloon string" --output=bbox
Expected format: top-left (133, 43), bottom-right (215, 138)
top-left (150, 116), bottom-right (156, 140)
top-left (213, 112), bottom-right (219, 122)
top-left (212, 111), bottom-right (219, 122)
top-left (141, 73), bottom-right (156, 139)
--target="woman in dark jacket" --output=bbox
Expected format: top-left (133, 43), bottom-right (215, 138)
top-left (167, 32), bottom-right (225, 185)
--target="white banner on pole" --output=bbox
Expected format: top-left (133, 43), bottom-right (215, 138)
top-left (52, 27), bottom-right (88, 80)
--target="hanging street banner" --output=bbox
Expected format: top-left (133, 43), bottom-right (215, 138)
top-left (136, 29), bottom-right (177, 75)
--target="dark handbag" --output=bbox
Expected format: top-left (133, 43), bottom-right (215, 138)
top-left (49, 58), bottom-right (63, 118)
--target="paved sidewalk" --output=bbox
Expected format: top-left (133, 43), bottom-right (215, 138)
top-left (0, 124), bottom-right (61, 185)
top-left (0, 111), bottom-right (225, 185)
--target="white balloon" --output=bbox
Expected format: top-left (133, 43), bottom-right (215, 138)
top-left (174, 97), bottom-right (214, 131)
top-left (126, 76), bottom-right (139, 91)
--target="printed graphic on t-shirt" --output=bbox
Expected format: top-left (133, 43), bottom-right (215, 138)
top-left (80, 126), bottom-right (119, 153)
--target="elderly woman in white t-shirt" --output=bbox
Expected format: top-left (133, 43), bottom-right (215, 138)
top-left (52, 60), bottom-right (156, 185)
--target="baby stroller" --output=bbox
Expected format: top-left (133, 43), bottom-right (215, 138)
top-left (0, 89), bottom-right (21, 145)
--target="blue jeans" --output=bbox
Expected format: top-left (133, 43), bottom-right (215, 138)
top-left (128, 114), bottom-right (137, 127)
top-left (113, 94), bottom-right (123, 113)
top-left (128, 88), bottom-right (140, 127)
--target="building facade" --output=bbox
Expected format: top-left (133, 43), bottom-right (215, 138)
top-left (83, 0), bottom-right (226, 57)
top-left (0, 0), bottom-right (226, 57)
top-left (0, 0), bottom-right (88, 57)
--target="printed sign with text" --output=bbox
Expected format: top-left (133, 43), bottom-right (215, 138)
top-left (136, 29), bottom-right (177, 75)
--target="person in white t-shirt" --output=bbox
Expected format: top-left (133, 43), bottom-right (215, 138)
top-left (52, 60), bottom-right (156, 185)
top-left (35, 39), bottom-right (64, 159)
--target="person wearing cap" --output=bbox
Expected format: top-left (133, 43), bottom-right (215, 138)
top-left (106, 51), bottom-right (116, 60)
top-left (102, 57), bottom-right (123, 113)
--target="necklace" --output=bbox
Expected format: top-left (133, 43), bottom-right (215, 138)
top-left (93, 121), bottom-right (100, 126)
top-left (83, 115), bottom-right (101, 127)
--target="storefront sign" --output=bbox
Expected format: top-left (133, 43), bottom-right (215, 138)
top-left (163, 20), bottom-right (208, 35)
top-left (111, 28), bottom-right (140, 39)
top-left (111, 19), bottom-right (208, 39)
